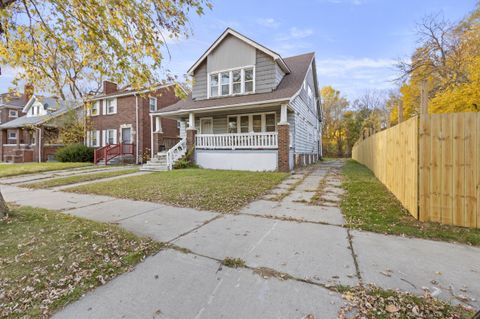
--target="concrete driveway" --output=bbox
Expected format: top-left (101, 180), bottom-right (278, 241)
top-left (2, 161), bottom-right (479, 318)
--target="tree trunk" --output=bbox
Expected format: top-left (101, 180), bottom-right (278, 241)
top-left (0, 190), bottom-right (8, 218)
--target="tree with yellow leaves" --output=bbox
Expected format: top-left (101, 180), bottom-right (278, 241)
top-left (0, 0), bottom-right (211, 98)
top-left (396, 3), bottom-right (479, 117)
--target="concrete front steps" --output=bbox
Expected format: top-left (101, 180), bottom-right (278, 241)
top-left (140, 152), bottom-right (169, 171)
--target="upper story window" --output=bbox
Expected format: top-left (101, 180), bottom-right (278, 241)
top-left (105, 98), bottom-right (117, 114)
top-left (9, 110), bottom-right (18, 118)
top-left (149, 97), bottom-right (157, 112)
top-left (88, 101), bottom-right (99, 116)
top-left (208, 66), bottom-right (255, 98)
top-left (92, 101), bottom-right (99, 116)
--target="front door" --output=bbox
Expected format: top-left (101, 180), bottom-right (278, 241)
top-left (200, 118), bottom-right (213, 134)
top-left (121, 127), bottom-right (132, 143)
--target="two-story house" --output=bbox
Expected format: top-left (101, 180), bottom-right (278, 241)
top-left (86, 81), bottom-right (181, 164)
top-left (0, 95), bottom-right (81, 163)
top-left (144, 28), bottom-right (322, 172)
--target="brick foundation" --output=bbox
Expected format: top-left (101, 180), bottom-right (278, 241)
top-left (277, 123), bottom-right (290, 172)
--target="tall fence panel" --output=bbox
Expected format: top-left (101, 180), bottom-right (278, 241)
top-left (353, 112), bottom-right (479, 229)
top-left (419, 112), bottom-right (479, 228)
top-left (352, 116), bottom-right (419, 218)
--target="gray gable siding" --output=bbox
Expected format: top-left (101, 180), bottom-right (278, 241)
top-left (275, 63), bottom-right (285, 87)
top-left (255, 50), bottom-right (277, 94)
top-left (192, 61), bottom-right (208, 100)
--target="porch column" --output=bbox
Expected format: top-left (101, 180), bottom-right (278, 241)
top-left (152, 115), bottom-right (164, 155)
top-left (186, 112), bottom-right (196, 158)
top-left (16, 128), bottom-right (20, 148)
top-left (277, 104), bottom-right (290, 172)
top-left (33, 127), bottom-right (43, 162)
top-left (0, 130), bottom-right (4, 161)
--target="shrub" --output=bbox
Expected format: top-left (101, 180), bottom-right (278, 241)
top-left (173, 148), bottom-right (198, 169)
top-left (55, 144), bottom-right (94, 162)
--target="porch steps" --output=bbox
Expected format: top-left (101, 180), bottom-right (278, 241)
top-left (140, 152), bottom-right (169, 171)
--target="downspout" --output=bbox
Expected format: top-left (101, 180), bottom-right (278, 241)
top-left (150, 114), bottom-right (154, 159)
top-left (135, 94), bottom-right (139, 164)
top-left (37, 127), bottom-right (42, 163)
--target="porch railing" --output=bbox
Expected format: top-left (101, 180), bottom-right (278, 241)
top-left (196, 132), bottom-right (278, 150)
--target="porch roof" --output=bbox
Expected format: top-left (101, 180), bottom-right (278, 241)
top-left (153, 52), bottom-right (314, 116)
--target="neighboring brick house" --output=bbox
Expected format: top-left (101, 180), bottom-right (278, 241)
top-left (0, 95), bottom-right (81, 163)
top-left (86, 81), bottom-right (181, 164)
top-left (146, 28), bottom-right (322, 172)
top-left (0, 91), bottom-right (28, 126)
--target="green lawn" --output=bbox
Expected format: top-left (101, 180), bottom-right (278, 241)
top-left (0, 206), bottom-right (162, 318)
top-left (66, 168), bottom-right (288, 212)
top-left (20, 168), bottom-right (139, 189)
top-left (0, 162), bottom-right (93, 178)
top-left (341, 160), bottom-right (480, 246)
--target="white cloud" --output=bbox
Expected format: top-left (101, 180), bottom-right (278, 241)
top-left (276, 27), bottom-right (314, 41)
top-left (256, 18), bottom-right (280, 28)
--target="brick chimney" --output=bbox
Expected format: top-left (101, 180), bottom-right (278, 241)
top-left (24, 83), bottom-right (34, 102)
top-left (103, 80), bottom-right (118, 95)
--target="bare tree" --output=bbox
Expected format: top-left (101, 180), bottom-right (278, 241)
top-left (396, 14), bottom-right (469, 93)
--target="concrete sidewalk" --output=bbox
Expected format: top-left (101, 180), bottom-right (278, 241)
top-left (2, 160), bottom-right (479, 317)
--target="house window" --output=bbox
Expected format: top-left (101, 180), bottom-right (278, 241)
top-left (105, 98), bottom-right (117, 114)
top-left (8, 130), bottom-right (17, 139)
top-left (88, 130), bottom-right (100, 147)
top-left (208, 66), bottom-right (255, 98)
top-left (232, 70), bottom-right (241, 94)
top-left (91, 101), bottom-right (99, 116)
top-left (227, 112), bottom-right (276, 133)
top-left (240, 116), bottom-right (249, 133)
top-left (9, 110), bottom-right (18, 118)
top-left (227, 117), bottom-right (237, 133)
top-left (210, 74), bottom-right (219, 97)
top-left (221, 72), bottom-right (230, 95)
top-left (252, 115), bottom-right (262, 132)
top-left (244, 68), bottom-right (254, 93)
top-left (265, 113), bottom-right (276, 132)
top-left (149, 97), bottom-right (157, 112)
top-left (105, 129), bottom-right (117, 145)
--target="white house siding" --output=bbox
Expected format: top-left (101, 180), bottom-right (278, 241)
top-left (196, 149), bottom-right (277, 171)
top-left (289, 62), bottom-right (320, 158)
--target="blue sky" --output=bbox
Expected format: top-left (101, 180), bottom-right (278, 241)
top-left (0, 0), bottom-right (476, 101)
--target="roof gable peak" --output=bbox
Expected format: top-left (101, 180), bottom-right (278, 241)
top-left (187, 28), bottom-right (291, 75)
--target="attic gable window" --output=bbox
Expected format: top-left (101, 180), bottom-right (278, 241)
top-left (208, 66), bottom-right (255, 98)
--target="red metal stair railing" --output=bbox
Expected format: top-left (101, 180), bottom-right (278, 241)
top-left (94, 143), bottom-right (135, 165)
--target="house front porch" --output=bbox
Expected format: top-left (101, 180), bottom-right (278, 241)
top-left (150, 104), bottom-right (294, 172)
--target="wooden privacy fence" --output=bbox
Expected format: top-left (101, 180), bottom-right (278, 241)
top-left (352, 112), bottom-right (480, 229)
